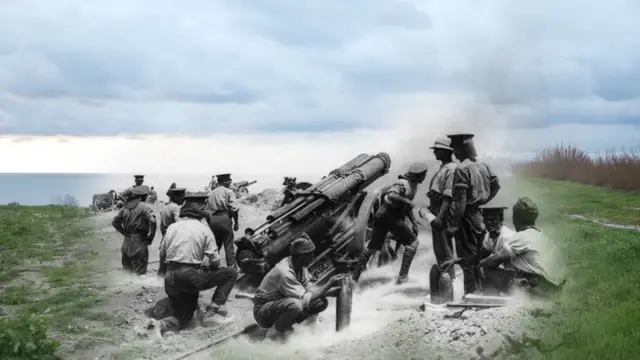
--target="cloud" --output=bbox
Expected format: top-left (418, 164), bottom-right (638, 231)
top-left (0, 0), bottom-right (639, 152)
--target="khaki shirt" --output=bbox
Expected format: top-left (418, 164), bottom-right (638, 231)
top-left (207, 186), bottom-right (239, 212)
top-left (482, 225), bottom-right (516, 254)
top-left (429, 162), bottom-right (457, 199)
top-left (383, 178), bottom-right (417, 208)
top-left (453, 159), bottom-right (498, 207)
top-left (160, 218), bottom-right (219, 264)
top-left (160, 202), bottom-right (181, 236)
top-left (254, 257), bottom-right (313, 310)
top-left (502, 228), bottom-right (565, 286)
top-left (113, 200), bottom-right (156, 237)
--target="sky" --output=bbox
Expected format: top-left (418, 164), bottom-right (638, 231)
top-left (1, 0), bottom-right (639, 174)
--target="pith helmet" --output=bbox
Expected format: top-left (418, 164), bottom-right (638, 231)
top-left (430, 137), bottom-right (454, 151)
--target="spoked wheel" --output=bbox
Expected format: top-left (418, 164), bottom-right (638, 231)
top-left (352, 187), bottom-right (398, 269)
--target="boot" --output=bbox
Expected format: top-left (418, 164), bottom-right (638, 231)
top-left (396, 245), bottom-right (417, 285)
top-left (351, 249), bottom-right (374, 282)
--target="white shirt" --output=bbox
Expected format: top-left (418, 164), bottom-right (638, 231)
top-left (160, 218), bottom-right (219, 264)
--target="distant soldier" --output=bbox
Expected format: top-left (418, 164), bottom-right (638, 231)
top-left (148, 192), bottom-right (238, 335)
top-left (206, 174), bottom-right (239, 270)
top-left (158, 188), bottom-right (186, 276)
top-left (352, 162), bottom-right (428, 285)
top-left (118, 175), bottom-right (145, 203)
top-left (440, 205), bottom-right (516, 289)
top-left (253, 235), bottom-right (344, 342)
top-left (208, 175), bottom-right (218, 191)
top-left (147, 187), bottom-right (158, 204)
top-left (272, 177), bottom-right (298, 211)
top-left (422, 137), bottom-right (457, 280)
top-left (447, 133), bottom-right (500, 295)
top-left (477, 198), bottom-right (565, 297)
top-left (112, 185), bottom-right (157, 275)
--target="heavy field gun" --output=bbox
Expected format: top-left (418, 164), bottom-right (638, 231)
top-left (231, 180), bottom-right (257, 196)
top-left (234, 152), bottom-right (393, 291)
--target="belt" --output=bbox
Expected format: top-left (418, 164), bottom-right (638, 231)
top-left (211, 210), bottom-right (230, 216)
top-left (125, 233), bottom-right (144, 239)
top-left (166, 262), bottom-right (201, 270)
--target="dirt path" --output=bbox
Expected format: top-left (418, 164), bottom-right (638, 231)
top-left (72, 191), bottom-right (554, 360)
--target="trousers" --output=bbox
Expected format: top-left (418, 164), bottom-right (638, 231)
top-left (121, 235), bottom-right (149, 275)
top-left (208, 213), bottom-right (238, 268)
top-left (453, 209), bottom-right (485, 294)
top-left (160, 263), bottom-right (239, 331)
top-left (253, 297), bottom-right (329, 332)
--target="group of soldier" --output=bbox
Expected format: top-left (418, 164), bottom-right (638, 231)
top-left (109, 132), bottom-right (564, 343)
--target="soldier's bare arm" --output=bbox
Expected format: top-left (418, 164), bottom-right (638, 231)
top-left (143, 205), bottom-right (157, 244)
top-left (452, 167), bottom-right (471, 228)
top-left (202, 226), bottom-right (221, 268)
top-left (486, 164), bottom-right (500, 203)
top-left (227, 189), bottom-right (239, 227)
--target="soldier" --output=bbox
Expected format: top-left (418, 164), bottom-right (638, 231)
top-left (208, 175), bottom-right (218, 191)
top-left (158, 188), bottom-right (187, 276)
top-left (478, 198), bottom-right (565, 297)
top-left (447, 133), bottom-right (500, 295)
top-left (148, 187), bottom-right (158, 204)
top-left (112, 185), bottom-right (157, 275)
top-left (253, 235), bottom-right (344, 342)
top-left (206, 173), bottom-right (239, 270)
top-left (118, 175), bottom-right (145, 203)
top-left (439, 205), bottom-right (516, 293)
top-left (272, 177), bottom-right (297, 211)
top-left (423, 137), bottom-right (457, 279)
top-left (148, 192), bottom-right (239, 336)
top-left (352, 162), bottom-right (428, 285)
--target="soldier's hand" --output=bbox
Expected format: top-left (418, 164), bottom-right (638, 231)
top-left (445, 226), bottom-right (457, 236)
top-left (430, 217), bottom-right (443, 229)
top-left (411, 223), bottom-right (419, 237)
top-left (441, 258), bottom-right (457, 271)
top-left (233, 223), bottom-right (239, 231)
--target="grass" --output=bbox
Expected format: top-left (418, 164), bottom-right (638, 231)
top-left (0, 205), bottom-right (103, 359)
top-left (513, 144), bottom-right (640, 191)
top-left (504, 146), bottom-right (640, 359)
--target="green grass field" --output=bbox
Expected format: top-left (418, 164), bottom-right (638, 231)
top-left (0, 205), bottom-right (103, 359)
top-left (507, 178), bottom-right (640, 359)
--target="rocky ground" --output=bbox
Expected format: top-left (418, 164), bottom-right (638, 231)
top-left (68, 189), bottom-right (559, 360)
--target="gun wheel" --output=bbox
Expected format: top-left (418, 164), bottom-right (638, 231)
top-left (353, 187), bottom-right (397, 269)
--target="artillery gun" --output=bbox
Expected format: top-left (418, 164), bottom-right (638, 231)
top-left (231, 180), bottom-right (257, 197)
top-left (91, 190), bottom-right (117, 212)
top-left (234, 153), bottom-right (395, 291)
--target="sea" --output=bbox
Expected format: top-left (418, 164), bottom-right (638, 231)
top-left (0, 158), bottom-right (515, 207)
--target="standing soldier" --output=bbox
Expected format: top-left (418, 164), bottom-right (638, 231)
top-left (118, 175), bottom-right (145, 203)
top-left (423, 137), bottom-right (457, 280)
top-left (148, 187), bottom-right (158, 204)
top-left (447, 133), bottom-right (500, 295)
top-left (112, 185), bottom-right (157, 275)
top-left (206, 173), bottom-right (240, 270)
top-left (352, 162), bottom-right (428, 285)
top-left (148, 192), bottom-right (239, 336)
top-left (158, 187), bottom-right (186, 276)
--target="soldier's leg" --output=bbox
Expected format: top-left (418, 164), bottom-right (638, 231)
top-left (155, 276), bottom-right (200, 332)
top-left (121, 247), bottom-right (133, 272)
top-left (191, 267), bottom-right (239, 316)
top-left (294, 297), bottom-right (329, 324)
top-left (454, 221), bottom-right (480, 294)
top-left (390, 219), bottom-right (419, 285)
top-left (480, 267), bottom-right (516, 296)
top-left (432, 228), bottom-right (456, 279)
top-left (352, 222), bottom-right (388, 282)
top-left (222, 225), bottom-right (238, 269)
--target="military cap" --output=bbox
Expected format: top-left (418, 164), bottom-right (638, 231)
top-left (134, 175), bottom-right (145, 179)
top-left (167, 187), bottom-right (187, 194)
top-left (290, 234), bottom-right (316, 255)
top-left (131, 185), bottom-right (150, 196)
top-left (513, 197), bottom-right (538, 217)
top-left (480, 204), bottom-right (508, 218)
top-left (184, 191), bottom-right (209, 200)
top-left (216, 173), bottom-right (232, 182)
top-left (430, 137), bottom-right (454, 151)
top-left (446, 133), bottom-right (475, 147)
top-left (407, 162), bottom-right (429, 175)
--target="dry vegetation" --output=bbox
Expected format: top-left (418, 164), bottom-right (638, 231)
top-left (513, 144), bottom-right (640, 191)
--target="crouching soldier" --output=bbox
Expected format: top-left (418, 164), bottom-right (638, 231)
top-left (147, 192), bottom-right (239, 336)
top-left (352, 162), bottom-right (428, 285)
top-left (477, 197), bottom-right (566, 297)
top-left (112, 185), bottom-right (157, 275)
top-left (253, 235), bottom-right (344, 342)
top-left (440, 205), bottom-right (516, 292)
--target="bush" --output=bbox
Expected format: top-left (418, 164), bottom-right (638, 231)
top-left (513, 144), bottom-right (640, 191)
top-left (0, 315), bottom-right (61, 360)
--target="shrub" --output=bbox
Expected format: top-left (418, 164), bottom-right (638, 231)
top-left (0, 314), bottom-right (61, 360)
top-left (513, 144), bottom-right (640, 191)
